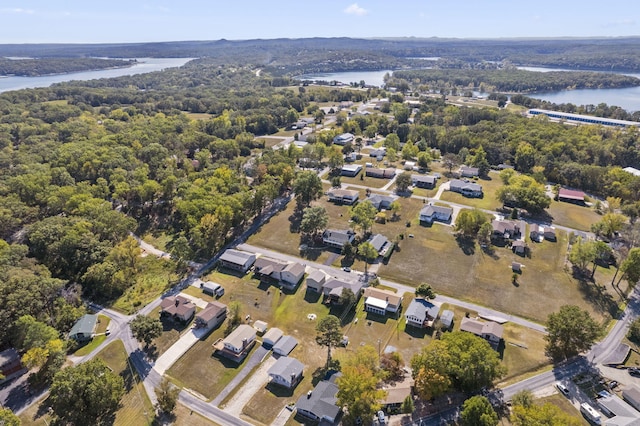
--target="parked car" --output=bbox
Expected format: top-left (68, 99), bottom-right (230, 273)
top-left (342, 266), bottom-right (351, 272)
top-left (556, 381), bottom-right (570, 396)
top-left (377, 410), bottom-right (386, 424)
top-left (629, 367), bottom-right (640, 377)
top-left (609, 380), bottom-right (619, 389)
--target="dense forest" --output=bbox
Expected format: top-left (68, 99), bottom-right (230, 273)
top-left (0, 57), bottom-right (135, 77)
top-left (2, 37), bottom-right (640, 73)
top-left (3, 45), bottom-right (640, 389)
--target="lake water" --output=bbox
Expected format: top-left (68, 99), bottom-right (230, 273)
top-left (297, 67), bottom-right (640, 113)
top-left (0, 57), bottom-right (194, 93)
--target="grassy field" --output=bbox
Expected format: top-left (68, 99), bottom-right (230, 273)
top-left (73, 314), bottom-right (111, 356)
top-left (173, 402), bottom-right (220, 425)
top-left (255, 136), bottom-right (287, 148)
top-left (142, 231), bottom-right (172, 252)
top-left (380, 223), bottom-right (621, 324)
top-left (185, 112), bottom-right (214, 120)
top-left (545, 199), bottom-right (602, 231)
top-left (112, 256), bottom-right (181, 314)
top-left (21, 340), bottom-right (154, 426)
top-left (146, 305), bottom-right (195, 358)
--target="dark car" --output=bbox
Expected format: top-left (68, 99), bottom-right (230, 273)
top-left (630, 368), bottom-right (640, 377)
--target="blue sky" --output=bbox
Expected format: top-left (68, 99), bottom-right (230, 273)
top-left (1, 1), bottom-right (638, 43)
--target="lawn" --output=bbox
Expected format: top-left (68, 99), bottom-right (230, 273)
top-left (73, 314), bottom-right (111, 356)
top-left (141, 231), bottom-right (172, 252)
top-left (498, 323), bottom-right (549, 383)
top-left (173, 402), bottom-right (220, 426)
top-left (21, 340), bottom-right (155, 426)
top-left (146, 305), bottom-right (195, 358)
top-left (242, 377), bottom-right (313, 425)
top-left (380, 223), bottom-right (621, 324)
top-left (545, 199), bottom-right (602, 231)
top-left (185, 112), bottom-right (214, 120)
top-left (255, 136), bottom-right (287, 148)
top-left (112, 256), bottom-right (182, 314)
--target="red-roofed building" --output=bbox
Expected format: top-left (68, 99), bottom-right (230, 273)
top-left (558, 188), bottom-right (586, 203)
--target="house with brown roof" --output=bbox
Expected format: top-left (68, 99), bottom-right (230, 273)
top-left (323, 278), bottom-right (365, 304)
top-left (491, 219), bottom-right (525, 241)
top-left (254, 257), bottom-right (305, 289)
top-left (530, 224), bottom-right (557, 242)
top-left (381, 376), bottom-right (414, 411)
top-left (327, 188), bottom-right (359, 205)
top-left (558, 188), bottom-right (586, 204)
top-left (0, 348), bottom-right (25, 382)
top-left (195, 301), bottom-right (227, 329)
top-left (366, 167), bottom-right (396, 179)
top-left (160, 295), bottom-right (196, 323)
top-left (460, 317), bottom-right (504, 346)
top-left (363, 287), bottom-right (403, 316)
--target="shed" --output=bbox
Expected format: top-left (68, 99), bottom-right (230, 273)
top-left (273, 335), bottom-right (298, 356)
top-left (263, 327), bottom-right (284, 347)
top-left (69, 314), bottom-right (98, 341)
top-left (202, 281), bottom-right (221, 296)
top-left (440, 310), bottom-right (454, 329)
top-left (253, 320), bottom-right (268, 334)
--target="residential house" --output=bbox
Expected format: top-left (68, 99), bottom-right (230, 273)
top-left (268, 357), bottom-right (304, 389)
top-left (341, 164), bottom-right (362, 177)
top-left (344, 152), bottom-right (357, 162)
top-left (460, 317), bottom-right (504, 345)
top-left (367, 233), bottom-right (393, 256)
top-left (202, 281), bottom-right (223, 297)
top-left (366, 167), bottom-right (396, 179)
top-left (419, 205), bottom-right (453, 224)
top-left (623, 166), bottom-right (640, 177)
top-left (263, 327), bottom-right (284, 348)
top-left (512, 240), bottom-right (527, 255)
top-left (440, 310), bottom-right (454, 329)
top-left (322, 278), bottom-right (364, 303)
top-left (327, 188), bottom-right (359, 205)
top-left (0, 348), bottom-right (25, 382)
top-left (622, 385), bottom-right (640, 413)
top-left (254, 257), bottom-right (288, 284)
top-left (449, 179), bottom-right (483, 197)
top-left (296, 377), bottom-right (341, 424)
top-left (381, 376), bottom-right (415, 412)
top-left (160, 295), bottom-right (196, 323)
top-left (213, 324), bottom-right (257, 363)
top-left (323, 229), bottom-right (355, 249)
top-left (273, 335), bottom-right (298, 356)
top-left (281, 262), bottom-right (306, 289)
top-left (596, 394), bottom-right (640, 425)
top-left (369, 147), bottom-right (386, 158)
top-left (459, 165), bottom-right (480, 178)
top-left (363, 287), bottom-right (403, 316)
top-left (530, 224), bottom-right (557, 242)
top-left (497, 164), bottom-right (514, 170)
top-left (69, 314), bottom-right (98, 341)
top-left (366, 194), bottom-right (398, 210)
top-left (491, 219), bottom-right (525, 241)
top-left (218, 249), bottom-right (256, 273)
top-left (195, 301), bottom-right (227, 329)
top-left (306, 269), bottom-right (327, 292)
top-left (333, 133), bottom-right (354, 146)
top-left (543, 226), bottom-right (557, 241)
top-left (404, 161), bottom-right (416, 171)
top-left (558, 188), bottom-right (586, 204)
top-left (405, 299), bottom-right (440, 328)
top-left (412, 174), bottom-right (436, 189)
top-left (290, 120), bottom-right (307, 130)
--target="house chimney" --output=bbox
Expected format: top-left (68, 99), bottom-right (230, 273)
top-left (242, 337), bottom-right (247, 348)
top-left (175, 299), bottom-right (179, 307)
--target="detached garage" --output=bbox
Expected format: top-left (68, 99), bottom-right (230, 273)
top-left (263, 327), bottom-right (284, 348)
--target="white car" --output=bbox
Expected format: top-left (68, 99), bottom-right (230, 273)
top-left (556, 381), bottom-right (570, 396)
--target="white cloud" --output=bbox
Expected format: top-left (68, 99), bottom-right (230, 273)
top-left (0, 8), bottom-right (35, 14)
top-left (344, 3), bottom-right (368, 16)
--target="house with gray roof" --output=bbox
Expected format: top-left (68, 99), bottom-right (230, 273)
top-left (419, 205), bottom-right (452, 224)
top-left (69, 314), bottom-right (98, 341)
top-left (367, 233), bottom-right (392, 256)
top-left (322, 278), bottom-right (364, 303)
top-left (213, 324), bottom-right (256, 363)
top-left (306, 269), bottom-right (327, 292)
top-left (327, 188), bottom-right (359, 205)
top-left (218, 249), bottom-right (256, 273)
top-left (405, 299), bottom-right (440, 328)
top-left (449, 179), bottom-right (483, 198)
top-left (333, 133), bottom-right (354, 146)
top-left (440, 310), bottom-right (454, 329)
top-left (411, 174), bottom-right (436, 189)
top-left (597, 393), bottom-right (640, 425)
top-left (459, 165), bottom-right (480, 177)
top-left (366, 194), bottom-right (397, 210)
top-left (296, 378), bottom-right (341, 424)
top-left (268, 357), bottom-right (304, 389)
top-left (323, 229), bottom-right (355, 249)
top-left (460, 317), bottom-right (504, 346)
top-left (341, 164), bottom-right (362, 177)
top-left (623, 385), bottom-right (640, 413)
top-left (273, 335), bottom-right (298, 356)
top-left (263, 327), bottom-right (284, 348)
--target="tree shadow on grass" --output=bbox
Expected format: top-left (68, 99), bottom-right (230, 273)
top-left (404, 326), bottom-right (432, 339)
top-left (455, 235), bottom-right (476, 256)
top-left (364, 311), bottom-right (389, 325)
top-left (576, 278), bottom-right (622, 318)
top-left (289, 209), bottom-right (303, 233)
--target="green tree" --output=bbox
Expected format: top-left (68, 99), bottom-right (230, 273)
top-left (402, 395), bottom-right (415, 414)
top-left (130, 315), bottom-right (163, 348)
top-left (0, 408), bottom-right (20, 426)
top-left (477, 222), bottom-right (493, 248)
top-left (337, 364), bottom-right (385, 425)
top-left (49, 358), bottom-right (125, 426)
top-left (511, 401), bottom-right (582, 426)
top-left (316, 315), bottom-right (343, 370)
top-left (386, 147), bottom-right (398, 162)
top-left (155, 378), bottom-right (180, 415)
top-left (225, 301), bottom-right (242, 335)
top-left (383, 134), bottom-right (401, 151)
top-left (417, 151), bottom-right (431, 170)
top-left (469, 146), bottom-right (490, 177)
top-left (455, 209), bottom-right (488, 237)
top-left (591, 213), bottom-right (626, 239)
top-left (328, 149), bottom-right (344, 172)
top-left (511, 390), bottom-right (534, 409)
top-left (389, 200), bottom-right (401, 221)
top-left (292, 171), bottom-right (323, 209)
top-left (545, 305), bottom-right (601, 360)
top-left (515, 141), bottom-right (536, 173)
top-left (358, 241), bottom-right (378, 275)
top-left (627, 318), bottom-right (640, 343)
top-left (300, 206), bottom-right (329, 237)
top-left (339, 288), bottom-right (357, 309)
top-left (460, 396), bottom-right (499, 426)
top-left (496, 175), bottom-right (550, 213)
top-left (568, 237), bottom-right (596, 274)
top-left (620, 247), bottom-right (640, 286)
top-left (415, 283), bottom-right (436, 299)
top-left (442, 153), bottom-right (459, 175)
top-left (349, 201), bottom-right (377, 235)
top-left (402, 141), bottom-right (418, 160)
top-left (395, 171), bottom-right (413, 193)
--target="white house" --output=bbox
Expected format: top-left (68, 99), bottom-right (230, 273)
top-left (333, 133), bottom-right (354, 145)
top-left (367, 233), bottom-right (393, 257)
top-left (262, 327), bottom-right (284, 347)
top-left (405, 299), bottom-right (440, 328)
top-left (218, 249), bottom-right (256, 273)
top-left (268, 357), bottom-right (304, 389)
top-left (306, 269), bottom-right (327, 292)
top-left (449, 179), bottom-right (483, 197)
top-left (341, 164), bottom-right (362, 177)
top-left (214, 324), bottom-right (256, 363)
top-left (195, 301), bottom-right (227, 329)
top-left (363, 287), bottom-right (403, 316)
top-left (419, 205), bottom-right (453, 224)
top-left (327, 188), bottom-right (359, 205)
top-left (281, 262), bottom-right (306, 289)
top-left (460, 317), bottom-right (504, 345)
top-left (323, 229), bottom-right (355, 249)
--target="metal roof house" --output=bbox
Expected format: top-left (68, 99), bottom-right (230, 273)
top-left (218, 249), bottom-right (256, 273)
top-left (449, 179), bottom-right (483, 198)
top-left (367, 233), bottom-right (392, 256)
top-left (69, 314), bottom-right (98, 341)
top-left (460, 317), bottom-right (504, 346)
top-left (405, 299), bottom-right (440, 328)
top-left (268, 357), bottom-right (304, 389)
top-left (322, 229), bottom-right (355, 249)
top-left (273, 335), bottom-right (298, 356)
top-left (213, 324), bottom-right (256, 363)
top-left (296, 378), bottom-right (341, 424)
top-left (419, 205), bottom-right (452, 224)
